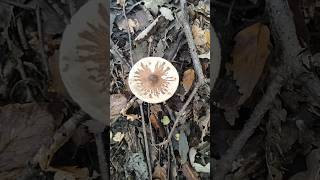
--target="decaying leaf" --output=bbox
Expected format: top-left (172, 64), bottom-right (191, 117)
top-left (160, 7), bottom-right (174, 21)
top-left (154, 40), bottom-right (166, 57)
top-left (126, 153), bottom-right (149, 180)
top-left (189, 148), bottom-right (210, 173)
top-left (0, 103), bottom-right (55, 179)
top-left (191, 19), bottom-right (210, 53)
top-left (132, 41), bottom-right (149, 63)
top-left (150, 114), bottom-right (160, 129)
top-left (182, 69), bottom-right (195, 92)
top-left (113, 132), bottom-right (125, 142)
top-left (231, 22), bottom-right (270, 105)
top-left (182, 162), bottom-right (200, 180)
top-left (117, 18), bottom-right (139, 33)
top-left (179, 132), bottom-right (189, 164)
top-left (225, 23), bottom-right (270, 125)
top-left (135, 16), bottom-right (161, 42)
top-left (152, 163), bottom-right (167, 180)
top-left (111, 94), bottom-right (128, 120)
top-left (142, 0), bottom-right (170, 15)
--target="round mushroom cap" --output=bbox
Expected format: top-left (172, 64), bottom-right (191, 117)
top-left (59, 0), bottom-right (107, 124)
top-left (128, 57), bottom-right (179, 104)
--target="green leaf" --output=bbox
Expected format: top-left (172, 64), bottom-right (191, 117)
top-left (161, 116), bottom-right (171, 125)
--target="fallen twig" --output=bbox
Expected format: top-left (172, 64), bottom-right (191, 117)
top-left (214, 68), bottom-right (289, 179)
top-left (155, 0), bottom-right (207, 146)
top-left (138, 100), bottom-right (152, 179)
top-left (179, 0), bottom-right (205, 81)
top-left (120, 96), bottom-right (137, 116)
top-left (156, 81), bottom-right (202, 146)
top-left (16, 17), bottom-right (29, 50)
top-left (36, 3), bottom-right (50, 81)
top-left (122, 2), bottom-right (134, 66)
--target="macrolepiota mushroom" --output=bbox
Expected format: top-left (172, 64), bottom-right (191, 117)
top-left (59, 0), bottom-right (107, 124)
top-left (128, 57), bottom-right (179, 104)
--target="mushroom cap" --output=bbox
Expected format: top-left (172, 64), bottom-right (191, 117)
top-left (128, 57), bottom-right (179, 103)
top-left (59, 0), bottom-right (107, 124)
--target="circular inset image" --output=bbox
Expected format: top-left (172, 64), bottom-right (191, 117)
top-left (128, 57), bottom-right (179, 104)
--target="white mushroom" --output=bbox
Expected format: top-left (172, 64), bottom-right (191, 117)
top-left (128, 57), bottom-right (179, 104)
top-left (59, 0), bottom-right (107, 124)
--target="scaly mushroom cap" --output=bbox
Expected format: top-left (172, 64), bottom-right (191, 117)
top-left (128, 57), bottom-right (179, 103)
top-left (59, 0), bottom-right (107, 124)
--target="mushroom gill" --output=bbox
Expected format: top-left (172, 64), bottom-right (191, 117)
top-left (76, 3), bottom-right (107, 92)
top-left (133, 61), bottom-right (176, 98)
top-left (59, 0), bottom-right (107, 124)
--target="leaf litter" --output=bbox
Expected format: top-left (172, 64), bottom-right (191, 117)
top-left (212, 0), bottom-right (320, 179)
top-left (110, 0), bottom-right (210, 179)
top-left (0, 0), bottom-right (211, 179)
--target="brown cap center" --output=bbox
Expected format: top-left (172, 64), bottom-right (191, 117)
top-left (148, 74), bottom-right (159, 85)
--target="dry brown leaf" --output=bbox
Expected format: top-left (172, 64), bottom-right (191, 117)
top-left (0, 103), bottom-right (56, 179)
top-left (231, 23), bottom-right (270, 105)
top-left (152, 163), bottom-right (167, 180)
top-left (191, 20), bottom-right (209, 53)
top-left (182, 69), bottom-right (195, 92)
top-left (118, 18), bottom-right (139, 33)
top-left (224, 23), bottom-right (270, 125)
top-left (149, 114), bottom-right (160, 130)
top-left (182, 162), bottom-right (200, 180)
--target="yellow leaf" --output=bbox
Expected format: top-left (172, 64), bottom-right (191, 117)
top-left (161, 116), bottom-right (170, 126)
top-left (175, 133), bottom-right (180, 141)
top-left (205, 30), bottom-right (210, 47)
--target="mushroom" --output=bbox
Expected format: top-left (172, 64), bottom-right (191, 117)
top-left (59, 0), bottom-right (107, 124)
top-left (128, 57), bottom-right (179, 103)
